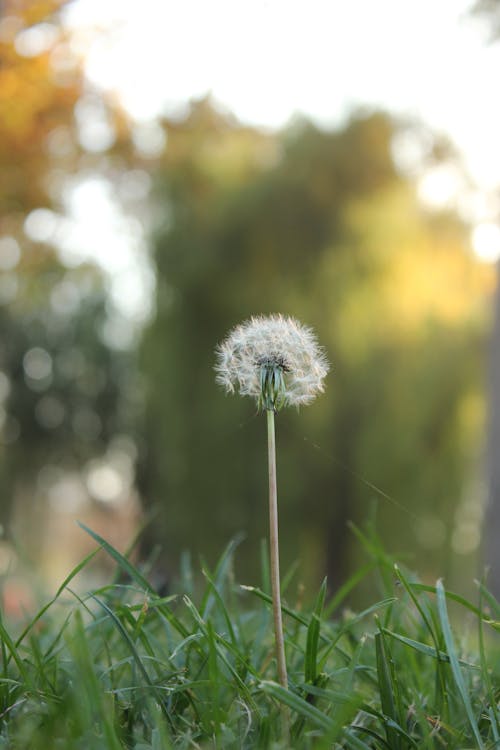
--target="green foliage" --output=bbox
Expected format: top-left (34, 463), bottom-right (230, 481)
top-left (0, 268), bottom-right (135, 539)
top-left (0, 529), bottom-right (498, 749)
top-left (140, 101), bottom-right (492, 590)
top-left (0, 1), bottom-right (138, 540)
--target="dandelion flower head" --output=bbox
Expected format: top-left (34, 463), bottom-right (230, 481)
top-left (215, 314), bottom-right (329, 411)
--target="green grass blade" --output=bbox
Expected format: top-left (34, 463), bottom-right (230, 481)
top-left (205, 619), bottom-right (223, 733)
top-left (259, 680), bottom-right (334, 732)
top-left (394, 563), bottom-right (450, 716)
top-left (489, 707), bottom-right (500, 746)
top-left (182, 595), bottom-right (258, 710)
top-left (90, 593), bottom-right (174, 729)
top-left (411, 582), bottom-right (499, 627)
top-left (78, 521), bottom-right (156, 593)
top-left (14, 549), bottom-right (98, 649)
top-left (478, 576), bottom-right (500, 743)
top-left (201, 568), bottom-right (237, 647)
top-left (305, 577), bottom-right (327, 685)
top-left (0, 615), bottom-right (33, 687)
top-left (90, 595), bottom-right (157, 684)
top-left (360, 702), bottom-right (424, 745)
top-left (345, 725), bottom-right (390, 749)
top-left (67, 609), bottom-right (123, 750)
top-left (324, 562), bottom-right (376, 617)
top-left (375, 629), bottom-right (402, 750)
top-left (394, 565), bottom-right (436, 638)
top-left (436, 579), bottom-right (484, 749)
top-left (199, 534), bottom-right (244, 619)
top-left (78, 522), bottom-right (191, 641)
top-left (241, 585), bottom-right (309, 627)
top-left (382, 628), bottom-right (479, 668)
top-left (108, 508), bottom-right (158, 586)
top-left (243, 584), bottom-right (395, 656)
top-left (318, 597), bottom-right (397, 671)
top-left (476, 579), bottom-right (500, 618)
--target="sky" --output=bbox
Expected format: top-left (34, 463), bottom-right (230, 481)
top-left (36, 0), bottom-right (500, 317)
top-left (64, 0), bottom-right (500, 189)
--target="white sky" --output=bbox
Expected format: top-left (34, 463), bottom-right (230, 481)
top-left (64, 0), bottom-right (500, 189)
top-left (45, 0), bottom-right (500, 305)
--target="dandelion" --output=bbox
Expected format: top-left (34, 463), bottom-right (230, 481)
top-left (215, 314), bottom-right (329, 412)
top-left (215, 315), bottom-right (329, 691)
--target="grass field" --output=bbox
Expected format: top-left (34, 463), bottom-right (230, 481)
top-left (0, 522), bottom-right (498, 749)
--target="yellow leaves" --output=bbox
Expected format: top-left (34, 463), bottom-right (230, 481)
top-left (323, 184), bottom-right (496, 360)
top-left (0, 0), bottom-right (80, 144)
top-left (0, 2), bottom-right (83, 214)
top-left (383, 238), bottom-right (494, 330)
top-left (3, 0), bottom-right (64, 29)
top-left (0, 51), bottom-right (78, 146)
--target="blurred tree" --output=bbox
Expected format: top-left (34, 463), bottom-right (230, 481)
top-left (0, 1), bottom-right (137, 544)
top-left (0, 0), bottom-right (80, 219)
top-left (0, 262), bottom-right (135, 548)
top-left (140, 100), bottom-right (492, 593)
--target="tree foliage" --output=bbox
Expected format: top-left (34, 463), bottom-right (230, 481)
top-left (0, 1), bottom-right (134, 538)
top-left (140, 101), bottom-right (493, 591)
top-left (0, 4), bottom-right (494, 596)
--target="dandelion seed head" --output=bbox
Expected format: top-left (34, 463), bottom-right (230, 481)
top-left (215, 314), bottom-right (329, 410)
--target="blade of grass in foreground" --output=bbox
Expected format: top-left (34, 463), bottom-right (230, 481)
top-left (478, 576), bottom-right (500, 741)
top-left (318, 597), bottom-right (397, 672)
top-left (78, 522), bottom-right (190, 641)
top-left (241, 585), bottom-right (309, 627)
top-left (200, 568), bottom-right (238, 648)
top-left (243, 584), bottom-right (396, 647)
top-left (304, 577), bottom-right (327, 685)
top-left (259, 680), bottom-right (334, 732)
top-left (0, 614), bottom-right (35, 689)
top-left (182, 595), bottom-right (259, 710)
top-left (90, 593), bottom-right (175, 729)
top-left (343, 726), bottom-right (386, 750)
top-left (67, 610), bottom-right (123, 750)
top-left (375, 628), bottom-right (403, 750)
top-left (381, 628), bottom-right (479, 668)
top-left (261, 679), bottom-right (364, 747)
top-left (78, 521), bottom-right (156, 594)
top-left (394, 564), bottom-right (449, 717)
top-left (436, 579), bottom-right (484, 749)
top-left (11, 548), bottom-right (98, 653)
top-left (90, 595), bottom-right (160, 688)
top-left (411, 582), bottom-right (499, 628)
top-left (205, 619), bottom-right (223, 735)
top-left (199, 533), bottom-right (244, 619)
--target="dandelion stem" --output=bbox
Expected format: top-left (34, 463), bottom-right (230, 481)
top-left (266, 408), bottom-right (288, 690)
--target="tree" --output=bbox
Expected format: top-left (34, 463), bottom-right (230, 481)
top-left (139, 100), bottom-right (492, 594)
top-left (0, 1), bottom-right (137, 547)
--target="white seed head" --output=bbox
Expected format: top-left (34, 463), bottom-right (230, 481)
top-left (215, 314), bottom-right (329, 410)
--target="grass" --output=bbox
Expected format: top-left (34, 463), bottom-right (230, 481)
top-left (0, 522), bottom-right (498, 749)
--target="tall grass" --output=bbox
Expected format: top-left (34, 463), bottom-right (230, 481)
top-left (0, 522), bottom-right (498, 749)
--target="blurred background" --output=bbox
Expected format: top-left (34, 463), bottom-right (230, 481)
top-left (1, 0), bottom-right (500, 614)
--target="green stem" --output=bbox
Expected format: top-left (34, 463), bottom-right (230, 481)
top-left (266, 409), bottom-right (288, 690)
